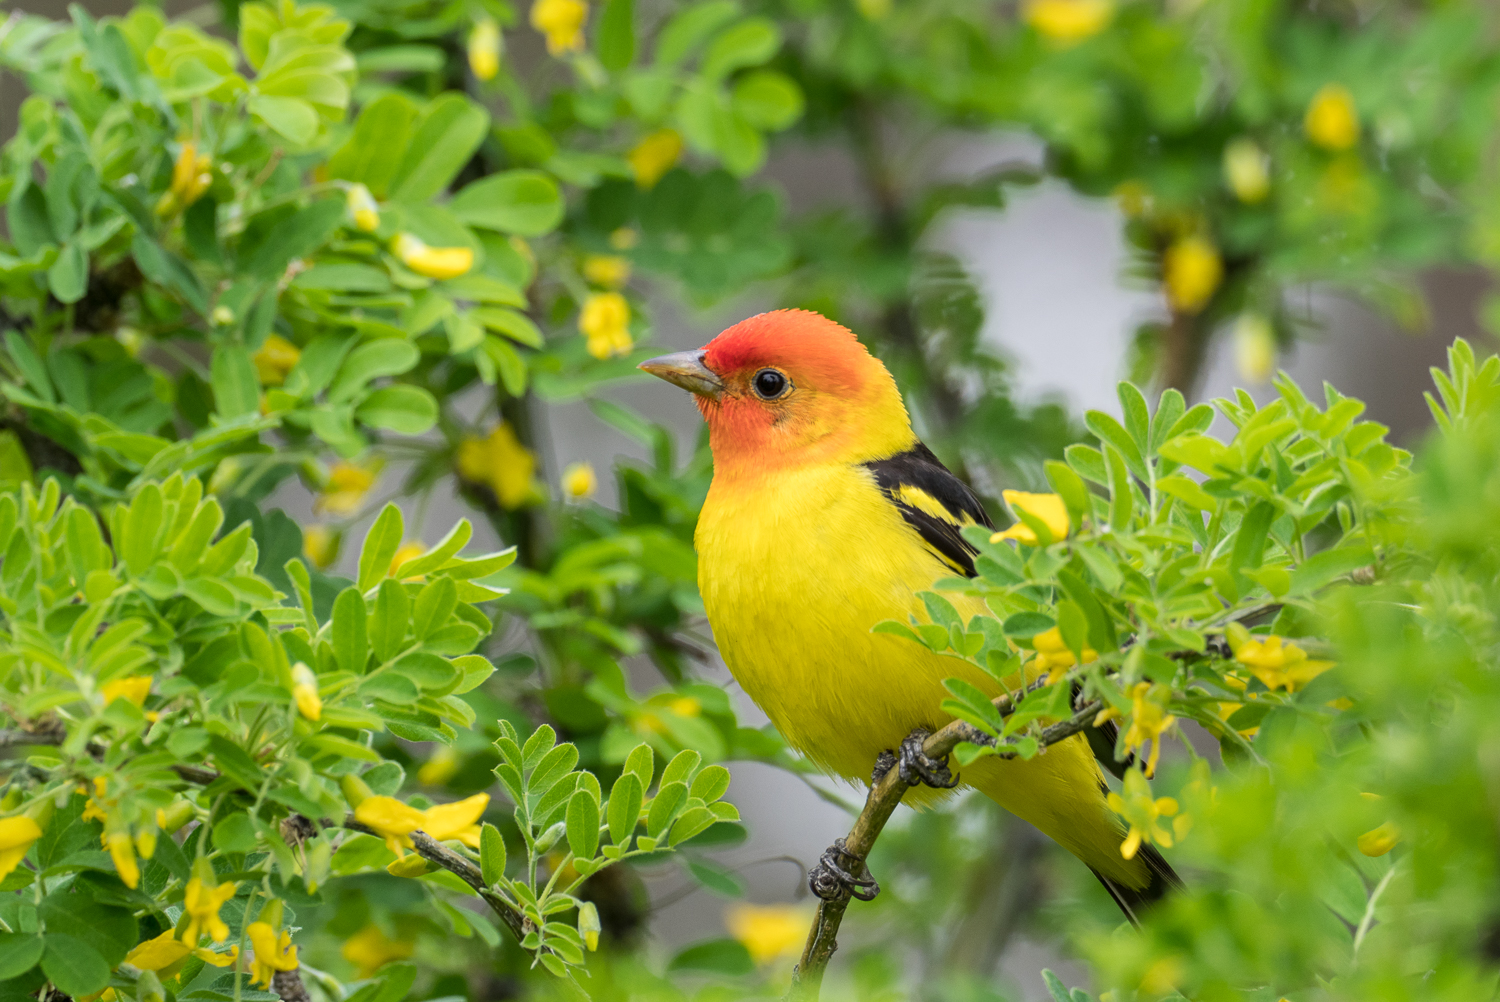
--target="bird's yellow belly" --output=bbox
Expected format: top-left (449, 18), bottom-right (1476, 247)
top-left (697, 463), bottom-right (988, 780)
top-left (696, 463), bottom-right (1143, 886)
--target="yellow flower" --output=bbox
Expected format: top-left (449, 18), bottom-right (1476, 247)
top-left (157, 141), bottom-right (213, 215)
top-left (628, 129), bottom-right (683, 189)
top-left (417, 747), bottom-right (461, 786)
top-left (726, 903), bottom-right (812, 964)
top-left (531, 0), bottom-right (587, 55)
top-left (1233, 313), bottom-right (1276, 383)
top-left (562, 461), bottom-right (597, 500)
top-left (1098, 682), bottom-right (1176, 777)
top-left (0, 816), bottom-right (42, 884)
top-left (579, 901), bottom-right (601, 951)
top-left (101, 676), bottom-right (151, 707)
top-left (1163, 234), bottom-right (1222, 314)
top-left (1030, 627), bottom-right (1097, 684)
top-left (1107, 769), bottom-right (1178, 860)
top-left (1228, 628), bottom-right (1333, 693)
top-left (124, 930), bottom-right (191, 971)
top-left (302, 524), bottom-right (337, 569)
top-left (991, 490), bottom-right (1070, 546)
top-left (420, 793), bottom-right (490, 848)
top-left (252, 334), bottom-right (301, 386)
top-left (247, 922), bottom-right (299, 988)
top-left (347, 183), bottom-right (380, 233)
top-left (1223, 138), bottom-right (1270, 203)
top-left (1024, 0), bottom-right (1113, 44)
top-left (107, 830), bottom-right (139, 888)
top-left (82, 776), bottom-right (110, 822)
top-left (667, 696), bottom-right (701, 717)
top-left (390, 541), bottom-right (425, 579)
top-left (316, 461), bottom-right (378, 516)
top-left (195, 945), bottom-right (239, 967)
top-left (136, 828), bottom-right (157, 861)
top-left (393, 233), bottom-right (474, 280)
top-left (291, 662), bottom-right (321, 722)
top-left (354, 795), bottom-right (428, 855)
top-left (1359, 820), bottom-right (1400, 857)
top-left (583, 254), bottom-right (631, 289)
top-left (468, 17), bottom-right (502, 81)
top-left (342, 924), bottom-right (415, 979)
top-left (580, 291), bottom-right (633, 359)
top-left (456, 423), bottom-right (537, 509)
top-left (182, 874), bottom-right (237, 944)
top-left (1305, 83), bottom-right (1360, 151)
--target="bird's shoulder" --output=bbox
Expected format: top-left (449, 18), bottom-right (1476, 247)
top-left (862, 442), bottom-right (993, 577)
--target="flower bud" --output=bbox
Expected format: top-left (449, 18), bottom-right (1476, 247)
top-left (347, 183), bottom-right (380, 233)
top-left (392, 233), bottom-right (474, 280)
top-left (156, 798), bottom-right (196, 834)
top-left (468, 18), bottom-right (502, 81)
top-left (341, 772), bottom-right (374, 809)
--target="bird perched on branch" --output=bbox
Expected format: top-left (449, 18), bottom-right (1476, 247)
top-left (641, 309), bottom-right (1178, 921)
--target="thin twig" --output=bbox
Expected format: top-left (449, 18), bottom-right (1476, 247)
top-left (787, 695), bottom-right (1103, 1001)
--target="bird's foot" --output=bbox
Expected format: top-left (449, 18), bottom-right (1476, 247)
top-left (897, 728), bottom-right (959, 789)
top-left (808, 837), bottom-right (879, 902)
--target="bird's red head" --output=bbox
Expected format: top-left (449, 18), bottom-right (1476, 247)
top-left (640, 309), bottom-right (914, 480)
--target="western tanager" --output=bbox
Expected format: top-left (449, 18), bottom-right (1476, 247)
top-left (642, 309), bottom-right (1178, 920)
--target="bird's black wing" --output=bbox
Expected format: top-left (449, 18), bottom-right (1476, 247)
top-left (863, 442), bottom-right (993, 577)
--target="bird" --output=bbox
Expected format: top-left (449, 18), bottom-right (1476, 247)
top-left (640, 308), bottom-right (1179, 921)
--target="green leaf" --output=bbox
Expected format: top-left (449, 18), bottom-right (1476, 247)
top-left (357, 503), bottom-right (405, 592)
top-left (566, 789), bottom-right (601, 859)
top-left (450, 170), bottom-right (564, 236)
top-left (656, 0), bottom-right (741, 65)
top-left (5, 331), bottom-right (53, 402)
top-left (685, 858), bottom-right (745, 897)
top-left (47, 242), bottom-right (87, 304)
top-left (1003, 611), bottom-right (1054, 639)
top-left (480, 823), bottom-right (506, 885)
top-left (388, 93), bottom-right (491, 203)
top-left (1044, 459), bottom-right (1090, 526)
top-left (689, 764), bottom-right (731, 802)
top-left (244, 198), bottom-right (345, 281)
top-left (472, 307), bottom-right (542, 347)
top-left (329, 340), bottom-right (423, 400)
top-left (248, 94), bottom-right (319, 144)
top-left (291, 263), bottom-right (392, 292)
top-left (597, 0), bottom-right (635, 70)
top-left (623, 743), bottom-right (654, 789)
top-left (1105, 444), bottom-right (1134, 530)
top-left (211, 346), bottom-right (260, 419)
top-left (372, 579), bottom-right (410, 663)
top-left (42, 935), bottom-right (109, 996)
top-left (0, 933), bottom-right (43, 979)
top-left (1117, 381), bottom-right (1151, 455)
top-left (669, 806), bottom-right (717, 846)
top-left (132, 233), bottom-right (208, 314)
top-left (668, 938), bottom-right (753, 976)
top-left (327, 92), bottom-right (420, 197)
top-left (1055, 600), bottom-right (1089, 663)
top-left (646, 781), bottom-right (688, 837)
top-left (332, 586), bottom-right (369, 674)
top-left (1289, 546), bottom-right (1374, 596)
top-left (699, 18), bottom-right (780, 80)
top-left (212, 812), bottom-right (258, 852)
top-left (1230, 501), bottom-right (1276, 593)
top-left (731, 69), bottom-right (802, 130)
top-left (607, 772), bottom-right (642, 847)
top-left (356, 385), bottom-right (438, 434)
top-left (120, 483), bottom-right (164, 577)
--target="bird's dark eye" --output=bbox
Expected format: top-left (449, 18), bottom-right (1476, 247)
top-left (752, 368), bottom-right (789, 400)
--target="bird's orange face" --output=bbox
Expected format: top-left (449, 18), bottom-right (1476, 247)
top-left (640, 309), bottom-right (914, 480)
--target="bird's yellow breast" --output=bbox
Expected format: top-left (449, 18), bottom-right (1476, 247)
top-left (697, 462), bottom-right (990, 781)
top-left (696, 462), bottom-right (1143, 886)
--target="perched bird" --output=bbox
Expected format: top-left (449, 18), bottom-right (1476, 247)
top-left (641, 309), bottom-right (1178, 920)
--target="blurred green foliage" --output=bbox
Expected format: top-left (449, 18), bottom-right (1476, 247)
top-left (2, 0), bottom-right (1499, 999)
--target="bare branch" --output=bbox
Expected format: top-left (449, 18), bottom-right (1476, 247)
top-left (788, 695), bottom-right (1103, 1001)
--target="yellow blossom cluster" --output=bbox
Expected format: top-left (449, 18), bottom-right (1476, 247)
top-left (393, 233), bottom-right (474, 280)
top-left (531, 0), bottom-right (586, 55)
top-left (315, 460), bottom-right (379, 516)
top-left (347, 183), bottom-right (380, 232)
top-left (580, 291), bottom-right (633, 359)
top-left (1227, 625), bottom-right (1333, 692)
top-left (1305, 83), bottom-right (1360, 151)
top-left (468, 17), bottom-right (502, 81)
top-left (252, 333), bottom-right (301, 386)
top-left (629, 129), bottom-right (683, 189)
top-left (1096, 682), bottom-right (1176, 776)
top-left (1163, 234), bottom-right (1222, 314)
top-left (353, 792), bottom-right (490, 854)
top-left (156, 141), bottom-right (214, 216)
top-left (562, 461), bottom-right (598, 500)
top-left (583, 254), bottom-right (631, 289)
top-left (726, 903), bottom-right (813, 964)
top-left (456, 423), bottom-right (537, 509)
top-left (1107, 768), bottom-right (1180, 860)
top-left (1030, 626), bottom-right (1097, 684)
top-left (1024, 0), bottom-right (1113, 44)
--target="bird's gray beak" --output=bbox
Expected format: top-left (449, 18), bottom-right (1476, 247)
top-left (638, 350), bottom-right (724, 400)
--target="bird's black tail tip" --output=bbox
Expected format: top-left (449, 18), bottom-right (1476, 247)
top-left (1091, 842), bottom-right (1184, 926)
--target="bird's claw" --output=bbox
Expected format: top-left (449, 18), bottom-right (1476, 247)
top-left (808, 837), bottom-right (879, 902)
top-left (897, 728), bottom-right (959, 788)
